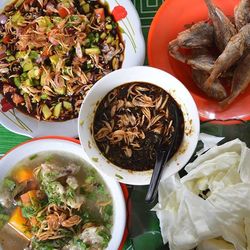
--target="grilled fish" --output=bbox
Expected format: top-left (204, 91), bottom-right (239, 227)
top-left (220, 51), bottom-right (250, 107)
top-left (169, 21), bottom-right (214, 63)
top-left (204, 0), bottom-right (237, 52)
top-left (204, 24), bottom-right (250, 88)
top-left (234, 0), bottom-right (250, 31)
top-left (192, 69), bottom-right (227, 101)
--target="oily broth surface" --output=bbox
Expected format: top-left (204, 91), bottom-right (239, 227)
top-left (93, 82), bottom-right (185, 171)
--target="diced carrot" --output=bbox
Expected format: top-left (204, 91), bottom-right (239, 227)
top-left (12, 93), bottom-right (24, 106)
top-left (58, 6), bottom-right (70, 18)
top-left (20, 190), bottom-right (37, 205)
top-left (24, 0), bottom-right (34, 4)
top-left (42, 46), bottom-right (52, 57)
top-left (0, 53), bottom-right (6, 59)
top-left (9, 207), bottom-right (32, 239)
top-left (95, 8), bottom-right (105, 22)
top-left (29, 217), bottom-right (38, 227)
top-left (2, 35), bottom-right (11, 44)
top-left (13, 168), bottom-right (34, 183)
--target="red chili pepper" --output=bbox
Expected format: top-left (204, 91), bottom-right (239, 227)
top-left (94, 8), bottom-right (105, 22)
top-left (2, 35), bottom-right (11, 44)
top-left (0, 53), bottom-right (6, 59)
top-left (58, 6), bottom-right (70, 18)
top-left (24, 0), bottom-right (34, 4)
top-left (112, 5), bottom-right (127, 22)
top-left (1, 98), bottom-right (14, 112)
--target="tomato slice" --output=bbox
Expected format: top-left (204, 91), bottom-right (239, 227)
top-left (2, 35), bottom-right (11, 44)
top-left (24, 0), bottom-right (34, 4)
top-left (58, 6), bottom-right (70, 18)
top-left (95, 8), bottom-right (105, 22)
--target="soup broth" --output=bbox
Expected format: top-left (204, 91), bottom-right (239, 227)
top-left (93, 82), bottom-right (185, 171)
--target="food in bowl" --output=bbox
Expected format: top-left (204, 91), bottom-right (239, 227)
top-left (0, 151), bottom-right (113, 249)
top-left (168, 0), bottom-right (250, 107)
top-left (0, 0), bottom-right (124, 121)
top-left (93, 82), bottom-right (184, 171)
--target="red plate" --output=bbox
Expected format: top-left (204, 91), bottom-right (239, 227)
top-left (147, 0), bottom-right (250, 122)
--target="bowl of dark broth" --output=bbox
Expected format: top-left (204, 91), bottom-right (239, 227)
top-left (0, 137), bottom-right (126, 250)
top-left (93, 82), bottom-right (185, 171)
top-left (78, 66), bottom-right (200, 185)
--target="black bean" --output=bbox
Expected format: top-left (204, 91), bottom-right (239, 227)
top-left (110, 29), bottom-right (117, 36)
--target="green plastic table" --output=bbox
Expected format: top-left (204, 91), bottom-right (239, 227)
top-left (1, 1), bottom-right (250, 249)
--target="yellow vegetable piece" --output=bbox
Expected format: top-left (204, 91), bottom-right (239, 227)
top-left (54, 86), bottom-right (66, 95)
top-left (16, 51), bottom-right (27, 59)
top-left (9, 207), bottom-right (32, 239)
top-left (21, 59), bottom-right (33, 72)
top-left (63, 101), bottom-right (72, 111)
top-left (49, 55), bottom-right (59, 66)
top-left (42, 104), bottom-right (52, 120)
top-left (13, 167), bottom-right (33, 183)
top-left (40, 71), bottom-right (47, 86)
top-left (53, 102), bottom-right (62, 118)
top-left (85, 47), bottom-right (101, 55)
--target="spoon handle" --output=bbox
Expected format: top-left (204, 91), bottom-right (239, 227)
top-left (145, 148), bottom-right (171, 203)
top-left (145, 105), bottom-right (179, 203)
top-left (145, 146), bottom-right (174, 203)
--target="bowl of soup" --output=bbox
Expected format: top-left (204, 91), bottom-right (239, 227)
top-left (78, 66), bottom-right (200, 185)
top-left (0, 137), bottom-right (126, 250)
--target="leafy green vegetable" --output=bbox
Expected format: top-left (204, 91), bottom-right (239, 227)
top-left (71, 238), bottom-right (88, 249)
top-left (29, 51), bottom-right (39, 60)
top-left (3, 178), bottom-right (16, 191)
top-left (97, 183), bottom-right (105, 194)
top-left (42, 181), bottom-right (64, 205)
top-left (21, 206), bottom-right (37, 219)
top-left (29, 154), bottom-right (38, 160)
top-left (31, 238), bottom-right (68, 250)
top-left (102, 205), bottom-right (112, 223)
top-left (91, 157), bottom-right (99, 162)
top-left (65, 187), bottom-right (76, 200)
top-left (0, 204), bottom-right (9, 229)
top-left (98, 230), bottom-right (111, 248)
top-left (0, 213), bottom-right (9, 229)
top-left (115, 174), bottom-right (123, 179)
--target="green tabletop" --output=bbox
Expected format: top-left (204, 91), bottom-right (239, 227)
top-left (1, 1), bottom-right (250, 250)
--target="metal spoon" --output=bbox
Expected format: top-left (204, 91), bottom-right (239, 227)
top-left (145, 106), bottom-right (179, 203)
top-left (0, 223), bottom-right (30, 249)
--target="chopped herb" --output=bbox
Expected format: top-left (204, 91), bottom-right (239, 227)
top-left (102, 204), bottom-right (112, 222)
top-left (0, 213), bottom-right (9, 229)
top-left (21, 206), bottom-right (37, 219)
top-left (29, 154), bottom-right (38, 160)
top-left (3, 178), bottom-right (16, 191)
top-left (65, 187), bottom-right (76, 200)
top-left (98, 230), bottom-right (111, 247)
top-left (92, 157), bottom-right (99, 162)
top-left (115, 174), bottom-right (123, 179)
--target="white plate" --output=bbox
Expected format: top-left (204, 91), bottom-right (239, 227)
top-left (78, 66), bottom-right (200, 185)
top-left (0, 0), bottom-right (145, 138)
top-left (0, 137), bottom-right (126, 250)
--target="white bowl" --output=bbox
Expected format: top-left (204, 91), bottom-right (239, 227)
top-left (78, 66), bottom-right (200, 185)
top-left (0, 0), bottom-right (145, 138)
top-left (0, 137), bottom-right (126, 250)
